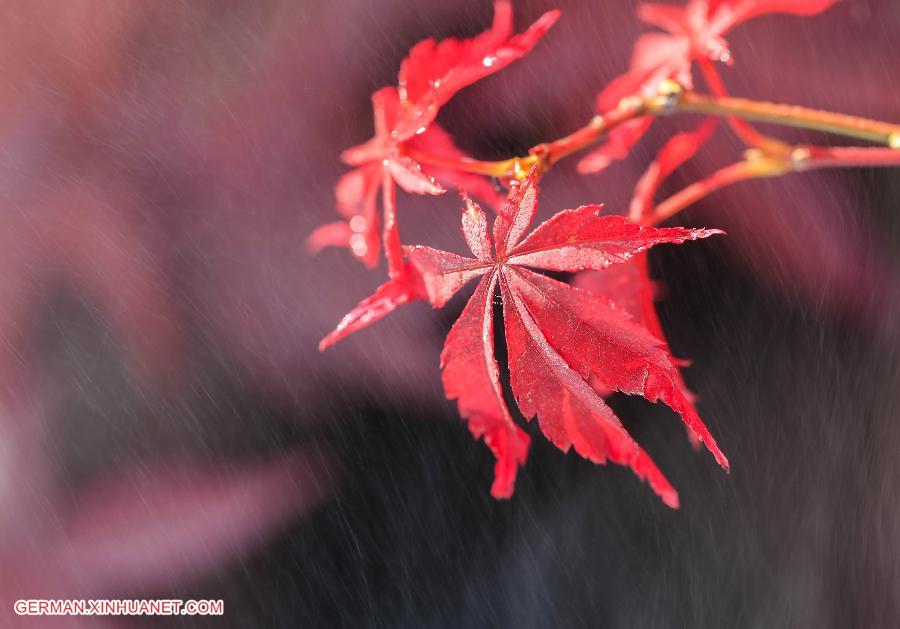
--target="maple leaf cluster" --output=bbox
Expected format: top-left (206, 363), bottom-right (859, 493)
top-left (308, 1), bottom-right (558, 274)
top-left (311, 0), bottom-right (843, 506)
top-left (578, 0), bottom-right (839, 176)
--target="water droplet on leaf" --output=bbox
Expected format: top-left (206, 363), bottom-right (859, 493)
top-left (350, 234), bottom-right (367, 257)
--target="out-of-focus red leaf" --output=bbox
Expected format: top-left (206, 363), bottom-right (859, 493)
top-left (637, 3), bottom-right (691, 34)
top-left (57, 447), bottom-right (334, 595)
top-left (578, 72), bottom-right (655, 175)
top-left (0, 182), bottom-right (185, 388)
top-left (387, 153), bottom-right (445, 196)
top-left (630, 32), bottom-right (693, 87)
top-left (573, 258), bottom-right (643, 317)
top-left (629, 117), bottom-right (719, 218)
top-left (721, 0), bottom-right (841, 25)
top-left (411, 124), bottom-right (506, 211)
top-left (308, 166), bottom-right (383, 268)
top-left (649, 118), bottom-right (721, 183)
top-left (577, 117), bottom-right (654, 174)
top-left (581, 0), bottom-right (838, 173)
top-left (307, 222), bottom-right (353, 253)
top-left (575, 254), bottom-right (705, 445)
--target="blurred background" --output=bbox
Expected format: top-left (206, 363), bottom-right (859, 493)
top-left (1, 0), bottom-right (899, 626)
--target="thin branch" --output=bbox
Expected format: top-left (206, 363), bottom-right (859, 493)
top-left (408, 83), bottom-right (900, 183)
top-left (696, 59), bottom-right (790, 156)
top-left (795, 145), bottom-right (900, 170)
top-left (647, 145), bottom-right (900, 226)
top-left (672, 89), bottom-right (900, 147)
top-left (646, 155), bottom-right (788, 225)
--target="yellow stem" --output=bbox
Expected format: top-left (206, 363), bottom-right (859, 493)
top-left (410, 83), bottom-right (900, 183)
top-left (647, 155), bottom-right (785, 226)
top-left (671, 88), bottom-right (900, 147)
top-left (647, 143), bottom-right (900, 226)
top-left (695, 59), bottom-right (791, 155)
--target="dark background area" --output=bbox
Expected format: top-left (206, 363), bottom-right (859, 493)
top-left (1, 1), bottom-right (898, 627)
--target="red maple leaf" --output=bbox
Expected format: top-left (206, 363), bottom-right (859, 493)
top-left (629, 117), bottom-right (719, 219)
top-left (309, 1), bottom-right (559, 273)
top-left (402, 169), bottom-right (728, 506)
top-left (0, 180), bottom-right (184, 388)
top-left (315, 2), bottom-right (559, 349)
top-left (578, 0), bottom-right (839, 174)
top-left (574, 253), bottom-right (704, 447)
